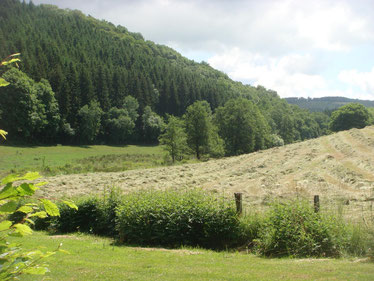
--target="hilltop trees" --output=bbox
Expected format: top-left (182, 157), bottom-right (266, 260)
top-left (329, 103), bottom-right (370, 132)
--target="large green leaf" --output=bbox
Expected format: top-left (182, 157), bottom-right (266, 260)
top-left (13, 223), bottom-right (33, 236)
top-left (0, 184), bottom-right (17, 200)
top-left (0, 78), bottom-right (9, 87)
top-left (1, 172), bottom-right (40, 185)
top-left (16, 183), bottom-right (37, 196)
top-left (20, 172), bottom-right (40, 181)
top-left (0, 220), bottom-right (12, 231)
top-left (29, 211), bottom-right (47, 218)
top-left (0, 201), bottom-right (18, 214)
top-left (62, 200), bottom-right (78, 210)
top-left (17, 205), bottom-right (33, 214)
top-left (1, 58), bottom-right (21, 66)
top-left (40, 199), bottom-right (60, 217)
top-left (23, 266), bottom-right (49, 275)
top-left (0, 130), bottom-right (7, 139)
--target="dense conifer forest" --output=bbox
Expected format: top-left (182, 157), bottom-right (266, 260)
top-left (1, 0), bottom-right (329, 155)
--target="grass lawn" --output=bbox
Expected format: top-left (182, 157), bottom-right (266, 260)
top-left (0, 144), bottom-right (166, 177)
top-left (12, 232), bottom-right (374, 281)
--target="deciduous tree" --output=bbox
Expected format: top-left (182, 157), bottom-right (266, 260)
top-left (78, 100), bottom-right (103, 143)
top-left (159, 115), bottom-right (188, 163)
top-left (184, 100), bottom-right (223, 159)
top-left (329, 103), bottom-right (370, 132)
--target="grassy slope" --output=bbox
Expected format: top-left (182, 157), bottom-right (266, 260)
top-left (38, 126), bottom-right (374, 220)
top-left (0, 144), bottom-right (164, 177)
top-left (13, 232), bottom-right (374, 281)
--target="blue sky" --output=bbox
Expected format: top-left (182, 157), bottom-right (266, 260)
top-left (32, 0), bottom-right (374, 100)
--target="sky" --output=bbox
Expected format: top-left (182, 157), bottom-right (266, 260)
top-left (32, 0), bottom-right (374, 100)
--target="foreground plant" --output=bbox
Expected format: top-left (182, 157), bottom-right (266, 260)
top-left (0, 53), bottom-right (20, 87)
top-left (0, 172), bottom-right (77, 280)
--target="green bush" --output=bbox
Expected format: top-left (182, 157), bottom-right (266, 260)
top-left (115, 189), bottom-right (240, 249)
top-left (49, 187), bottom-right (121, 236)
top-left (53, 196), bottom-right (101, 233)
top-left (255, 200), bottom-right (349, 257)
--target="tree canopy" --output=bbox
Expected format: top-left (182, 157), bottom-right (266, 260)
top-left (184, 101), bottom-right (223, 159)
top-left (329, 103), bottom-right (370, 132)
top-left (214, 98), bottom-right (269, 156)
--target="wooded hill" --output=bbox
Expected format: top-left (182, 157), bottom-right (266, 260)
top-left (286, 96), bottom-right (374, 112)
top-left (0, 0), bottom-right (327, 147)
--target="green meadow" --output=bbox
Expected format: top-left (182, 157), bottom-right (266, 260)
top-left (0, 144), bottom-right (166, 177)
top-left (12, 232), bottom-right (374, 281)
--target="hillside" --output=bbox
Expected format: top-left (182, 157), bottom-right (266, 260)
top-left (40, 125), bottom-right (374, 220)
top-left (0, 0), bottom-right (325, 146)
top-left (286, 96), bottom-right (374, 112)
top-left (0, 0), bottom-right (264, 118)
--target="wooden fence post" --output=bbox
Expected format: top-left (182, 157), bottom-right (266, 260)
top-left (314, 195), bottom-right (320, 213)
top-left (234, 193), bottom-right (242, 215)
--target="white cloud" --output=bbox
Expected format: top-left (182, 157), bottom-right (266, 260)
top-left (339, 68), bottom-right (374, 97)
top-left (208, 48), bottom-right (327, 98)
top-left (34, 0), bottom-right (374, 56)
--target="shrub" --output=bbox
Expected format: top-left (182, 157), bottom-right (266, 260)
top-left (50, 187), bottom-right (121, 236)
top-left (237, 212), bottom-right (263, 248)
top-left (255, 200), bottom-right (349, 257)
top-left (115, 189), bottom-right (240, 249)
top-left (54, 196), bottom-right (101, 233)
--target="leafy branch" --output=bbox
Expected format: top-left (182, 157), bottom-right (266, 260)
top-left (0, 53), bottom-right (20, 87)
top-left (0, 172), bottom-right (77, 280)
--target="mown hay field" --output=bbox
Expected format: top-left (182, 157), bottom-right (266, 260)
top-left (35, 126), bottom-right (374, 221)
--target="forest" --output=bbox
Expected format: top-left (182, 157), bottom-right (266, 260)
top-left (0, 0), bottom-right (349, 155)
top-left (286, 96), bottom-right (374, 112)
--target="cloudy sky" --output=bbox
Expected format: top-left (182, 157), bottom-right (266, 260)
top-left (33, 0), bottom-right (374, 100)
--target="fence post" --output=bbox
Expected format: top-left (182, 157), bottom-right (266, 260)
top-left (234, 193), bottom-right (242, 215)
top-left (314, 195), bottom-right (320, 213)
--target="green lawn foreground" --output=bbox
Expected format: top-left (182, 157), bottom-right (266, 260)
top-left (0, 144), bottom-right (165, 177)
top-left (12, 232), bottom-right (374, 281)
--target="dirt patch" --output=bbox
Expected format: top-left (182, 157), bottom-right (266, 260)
top-left (130, 247), bottom-right (202, 255)
top-left (48, 235), bottom-right (85, 240)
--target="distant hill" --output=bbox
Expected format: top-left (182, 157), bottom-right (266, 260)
top-left (285, 96), bottom-right (374, 112)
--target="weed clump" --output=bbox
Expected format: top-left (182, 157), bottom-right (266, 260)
top-left (255, 200), bottom-right (350, 257)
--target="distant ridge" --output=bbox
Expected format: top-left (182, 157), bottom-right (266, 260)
top-left (285, 96), bottom-right (374, 112)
